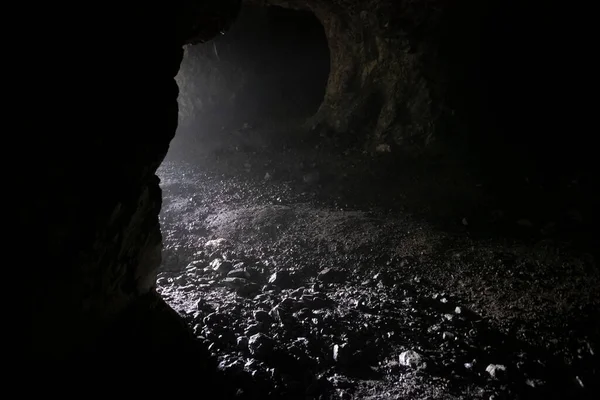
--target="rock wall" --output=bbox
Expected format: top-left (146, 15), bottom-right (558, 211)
top-left (25, 1), bottom-right (239, 361)
top-left (246, 0), bottom-right (597, 178)
top-left (28, 50), bottom-right (183, 359)
top-left (246, 0), bottom-right (445, 153)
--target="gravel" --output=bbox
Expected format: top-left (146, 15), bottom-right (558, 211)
top-left (155, 144), bottom-right (599, 399)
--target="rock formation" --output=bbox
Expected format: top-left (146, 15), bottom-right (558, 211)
top-left (24, 0), bottom-right (596, 367)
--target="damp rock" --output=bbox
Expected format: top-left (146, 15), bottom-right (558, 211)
top-left (211, 259), bottom-right (233, 276)
top-left (269, 305), bottom-right (286, 322)
top-left (181, 284), bottom-right (195, 292)
top-left (327, 374), bottom-right (354, 389)
top-left (318, 268), bottom-right (346, 284)
top-left (486, 364), bottom-right (507, 380)
top-left (156, 276), bottom-right (168, 286)
top-left (373, 271), bottom-right (394, 286)
top-left (376, 144), bottom-right (391, 153)
top-left (290, 287), bottom-right (305, 298)
top-left (278, 296), bottom-right (300, 310)
top-left (228, 268), bottom-right (251, 279)
top-left (218, 331), bottom-right (236, 346)
top-left (193, 323), bottom-right (202, 336)
top-left (203, 312), bottom-right (228, 327)
top-left (219, 358), bottom-right (245, 377)
top-left (204, 238), bottom-right (228, 249)
top-left (253, 309), bottom-right (272, 324)
top-left (248, 333), bottom-right (274, 359)
top-left (245, 323), bottom-right (263, 336)
top-left (399, 350), bottom-right (426, 369)
top-left (222, 277), bottom-right (249, 290)
top-left (237, 282), bottom-right (261, 297)
top-left (302, 292), bottom-right (330, 309)
top-left (294, 308), bottom-right (313, 321)
top-left (333, 343), bottom-right (351, 365)
top-left (236, 336), bottom-right (249, 351)
top-left (186, 260), bottom-right (204, 270)
top-left (526, 378), bottom-right (545, 388)
top-left (268, 270), bottom-right (294, 289)
top-left (174, 275), bottom-right (187, 285)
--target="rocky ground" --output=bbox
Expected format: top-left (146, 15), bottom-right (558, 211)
top-left (156, 124), bottom-right (599, 399)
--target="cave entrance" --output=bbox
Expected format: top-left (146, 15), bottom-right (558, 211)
top-left (158, 4), bottom-right (331, 281)
top-left (170, 5), bottom-right (330, 157)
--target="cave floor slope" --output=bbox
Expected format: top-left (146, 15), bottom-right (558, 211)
top-left (156, 133), bottom-right (598, 400)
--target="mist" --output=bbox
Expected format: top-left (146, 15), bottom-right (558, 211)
top-left (168, 5), bottom-right (330, 160)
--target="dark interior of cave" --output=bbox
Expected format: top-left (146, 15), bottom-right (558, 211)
top-left (26, 0), bottom-right (598, 397)
top-left (171, 5), bottom-right (330, 158)
top-left (227, 5), bottom-right (329, 121)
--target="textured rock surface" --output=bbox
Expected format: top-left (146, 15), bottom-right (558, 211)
top-left (24, 2), bottom-right (238, 361)
top-left (243, 0), bottom-right (448, 152)
top-left (246, 0), bottom-right (597, 181)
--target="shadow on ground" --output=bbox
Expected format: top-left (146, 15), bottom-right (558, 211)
top-left (153, 126), bottom-right (598, 398)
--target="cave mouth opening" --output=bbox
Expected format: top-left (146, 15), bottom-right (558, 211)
top-left (157, 4), bottom-right (331, 299)
top-left (168, 4), bottom-right (330, 159)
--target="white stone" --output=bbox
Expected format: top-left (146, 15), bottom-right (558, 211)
top-left (399, 350), bottom-right (425, 369)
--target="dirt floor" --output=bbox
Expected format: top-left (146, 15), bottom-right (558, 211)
top-left (156, 122), bottom-right (599, 399)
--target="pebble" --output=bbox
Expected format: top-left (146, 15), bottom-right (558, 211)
top-left (248, 333), bottom-right (274, 359)
top-left (237, 336), bottom-right (249, 350)
top-left (237, 282), bottom-right (261, 297)
top-left (317, 268), bottom-right (345, 284)
top-left (399, 350), bottom-right (426, 369)
top-left (525, 378), bottom-right (545, 388)
top-left (174, 276), bottom-right (187, 285)
top-left (245, 323), bottom-right (263, 336)
top-left (204, 238), bottom-right (228, 249)
top-left (228, 268), bottom-right (251, 279)
top-left (294, 308), bottom-right (312, 320)
top-left (156, 277), bottom-right (168, 285)
top-left (268, 270), bottom-right (294, 288)
top-left (223, 277), bottom-right (248, 289)
top-left (186, 260), bottom-right (204, 270)
top-left (333, 343), bottom-right (350, 365)
top-left (279, 297), bottom-right (299, 310)
top-left (254, 309), bottom-right (272, 323)
top-left (211, 259), bottom-right (233, 275)
top-left (486, 364), bottom-right (507, 379)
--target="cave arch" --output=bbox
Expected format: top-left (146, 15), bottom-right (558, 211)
top-left (173, 4), bottom-right (331, 150)
top-left (243, 0), bottom-right (440, 153)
